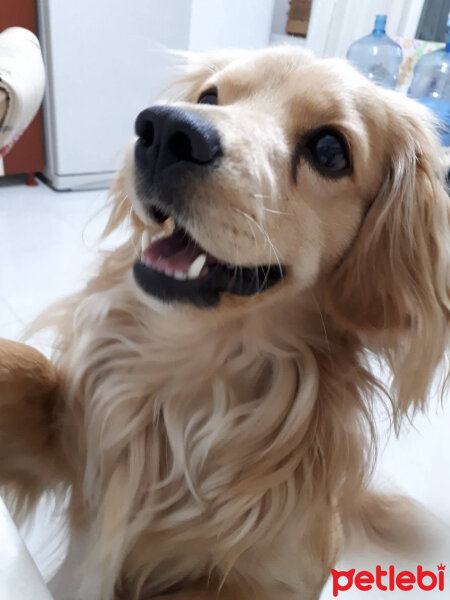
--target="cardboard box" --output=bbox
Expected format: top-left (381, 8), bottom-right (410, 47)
top-left (286, 0), bottom-right (312, 37)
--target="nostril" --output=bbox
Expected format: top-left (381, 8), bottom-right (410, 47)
top-left (134, 107), bottom-right (222, 186)
top-left (140, 121), bottom-right (155, 147)
top-left (168, 131), bottom-right (193, 162)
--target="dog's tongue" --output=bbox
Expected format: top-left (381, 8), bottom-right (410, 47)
top-left (142, 228), bottom-right (208, 274)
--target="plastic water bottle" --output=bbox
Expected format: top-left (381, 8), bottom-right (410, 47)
top-left (346, 15), bottom-right (403, 89)
top-left (408, 14), bottom-right (450, 146)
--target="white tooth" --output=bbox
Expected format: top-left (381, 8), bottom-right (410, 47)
top-left (174, 271), bottom-right (187, 281)
top-left (141, 230), bottom-right (151, 250)
top-left (187, 254), bottom-right (207, 279)
top-left (151, 231), bottom-right (164, 242)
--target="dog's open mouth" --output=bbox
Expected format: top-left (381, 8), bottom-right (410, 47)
top-left (133, 219), bottom-right (284, 307)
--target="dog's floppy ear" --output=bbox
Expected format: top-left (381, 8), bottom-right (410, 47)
top-left (326, 96), bottom-right (449, 413)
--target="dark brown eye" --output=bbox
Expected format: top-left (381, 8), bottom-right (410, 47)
top-left (304, 127), bottom-right (351, 177)
top-left (198, 88), bottom-right (218, 105)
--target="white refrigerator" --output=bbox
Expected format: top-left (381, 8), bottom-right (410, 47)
top-left (36, 0), bottom-right (275, 190)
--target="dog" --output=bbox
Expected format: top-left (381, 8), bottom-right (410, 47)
top-left (0, 46), bottom-right (449, 600)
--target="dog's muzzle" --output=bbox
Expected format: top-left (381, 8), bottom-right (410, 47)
top-left (132, 106), bottom-right (284, 307)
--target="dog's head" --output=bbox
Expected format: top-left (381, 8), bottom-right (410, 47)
top-left (127, 47), bottom-right (379, 309)
top-left (108, 46), bottom-right (448, 407)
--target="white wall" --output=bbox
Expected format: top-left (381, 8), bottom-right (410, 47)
top-left (188, 0), bottom-right (275, 51)
top-left (271, 0), bottom-right (290, 35)
top-left (306, 0), bottom-right (425, 58)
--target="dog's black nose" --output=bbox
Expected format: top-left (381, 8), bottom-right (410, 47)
top-left (134, 106), bottom-right (221, 185)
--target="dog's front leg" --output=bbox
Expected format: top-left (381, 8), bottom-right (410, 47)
top-left (0, 338), bottom-right (68, 509)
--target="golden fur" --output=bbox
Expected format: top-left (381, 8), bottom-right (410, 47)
top-left (0, 46), bottom-right (449, 600)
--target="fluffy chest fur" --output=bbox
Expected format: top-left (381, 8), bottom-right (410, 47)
top-left (51, 281), bottom-right (370, 600)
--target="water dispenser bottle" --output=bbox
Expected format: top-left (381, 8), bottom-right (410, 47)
top-left (346, 15), bottom-right (403, 89)
top-left (408, 14), bottom-right (450, 146)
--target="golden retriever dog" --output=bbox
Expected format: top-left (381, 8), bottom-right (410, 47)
top-left (0, 46), bottom-right (449, 600)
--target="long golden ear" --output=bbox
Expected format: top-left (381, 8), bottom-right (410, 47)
top-left (326, 97), bottom-right (450, 414)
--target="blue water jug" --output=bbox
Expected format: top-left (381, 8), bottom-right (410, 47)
top-left (408, 17), bottom-right (450, 146)
top-left (346, 15), bottom-right (403, 89)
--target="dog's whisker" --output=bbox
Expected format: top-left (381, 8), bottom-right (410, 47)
top-left (260, 264), bottom-right (272, 295)
top-left (260, 207), bottom-right (294, 216)
top-left (310, 291), bottom-right (332, 363)
top-left (129, 209), bottom-right (142, 259)
top-left (251, 193), bottom-right (294, 217)
top-left (232, 208), bottom-right (283, 279)
top-left (236, 208), bottom-right (259, 251)
top-left (251, 193), bottom-right (284, 202)
top-left (80, 193), bottom-right (128, 250)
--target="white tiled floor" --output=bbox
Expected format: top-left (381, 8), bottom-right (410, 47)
top-left (0, 175), bottom-right (449, 598)
top-left (0, 175), bottom-right (125, 346)
top-left (0, 498), bottom-right (53, 600)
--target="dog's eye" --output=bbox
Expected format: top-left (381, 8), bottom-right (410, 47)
top-left (305, 128), bottom-right (351, 176)
top-left (198, 88), bottom-right (218, 105)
